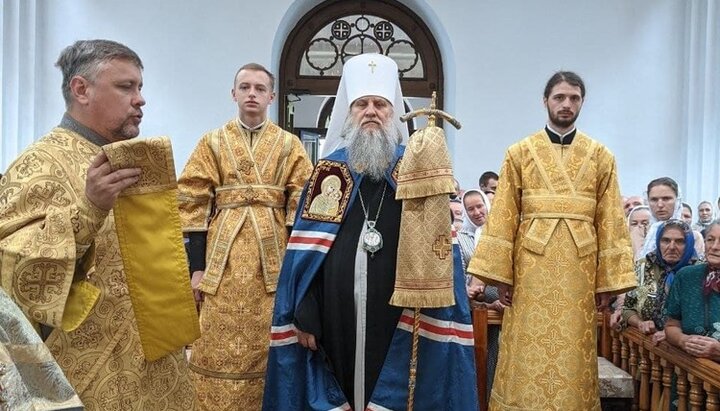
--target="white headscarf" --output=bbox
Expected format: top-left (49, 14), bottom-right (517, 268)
top-left (459, 189), bottom-right (491, 246)
top-left (626, 205), bottom-right (651, 228)
top-left (697, 201), bottom-right (717, 225)
top-left (321, 53), bottom-right (409, 157)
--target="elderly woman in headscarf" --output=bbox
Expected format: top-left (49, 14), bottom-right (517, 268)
top-left (640, 177), bottom-right (704, 260)
top-left (627, 205), bottom-right (652, 259)
top-left (457, 188), bottom-right (502, 400)
top-left (663, 221), bottom-right (720, 410)
top-left (619, 219), bottom-right (698, 345)
top-left (609, 205), bottom-right (654, 327)
top-left (693, 200), bottom-right (716, 234)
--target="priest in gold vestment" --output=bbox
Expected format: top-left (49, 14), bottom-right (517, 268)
top-left (468, 72), bottom-right (636, 411)
top-left (178, 63), bottom-right (312, 409)
top-left (0, 40), bottom-right (196, 410)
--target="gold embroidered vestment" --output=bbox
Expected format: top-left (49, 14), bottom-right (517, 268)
top-left (177, 119), bottom-right (312, 409)
top-left (468, 130), bottom-right (636, 411)
top-left (0, 127), bottom-right (196, 410)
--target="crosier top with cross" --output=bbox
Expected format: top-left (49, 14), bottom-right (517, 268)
top-left (400, 91), bottom-right (462, 130)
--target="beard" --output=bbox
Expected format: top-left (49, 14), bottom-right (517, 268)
top-left (547, 108), bottom-right (579, 129)
top-left (342, 116), bottom-right (401, 181)
top-left (109, 116), bottom-right (142, 141)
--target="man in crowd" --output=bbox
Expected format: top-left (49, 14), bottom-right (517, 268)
top-left (479, 170), bottom-right (498, 194)
top-left (468, 71), bottom-right (636, 410)
top-left (0, 39), bottom-right (195, 409)
top-left (177, 63), bottom-right (312, 409)
top-left (623, 195), bottom-right (645, 216)
top-left (263, 53), bottom-right (477, 411)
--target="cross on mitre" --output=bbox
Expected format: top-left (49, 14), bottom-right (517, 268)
top-left (368, 60), bottom-right (377, 73)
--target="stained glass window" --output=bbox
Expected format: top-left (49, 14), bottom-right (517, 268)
top-left (300, 14), bottom-right (423, 78)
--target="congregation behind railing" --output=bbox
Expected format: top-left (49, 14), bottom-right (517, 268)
top-left (472, 306), bottom-right (720, 411)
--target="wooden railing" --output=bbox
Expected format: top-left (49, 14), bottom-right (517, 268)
top-left (612, 327), bottom-right (720, 411)
top-left (472, 306), bottom-right (720, 411)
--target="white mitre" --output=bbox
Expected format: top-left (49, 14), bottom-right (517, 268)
top-left (321, 53), bottom-right (409, 157)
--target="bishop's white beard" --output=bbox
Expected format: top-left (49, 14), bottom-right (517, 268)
top-left (342, 117), bottom-right (401, 182)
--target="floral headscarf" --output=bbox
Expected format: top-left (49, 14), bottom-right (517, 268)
top-left (653, 219), bottom-right (696, 289)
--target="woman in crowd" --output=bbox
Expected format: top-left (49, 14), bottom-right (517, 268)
top-left (449, 198), bottom-right (464, 232)
top-left (610, 205), bottom-right (655, 327)
top-left (628, 205), bottom-right (652, 259)
top-left (620, 219), bottom-right (697, 344)
top-left (693, 200), bottom-right (715, 234)
top-left (457, 189), bottom-right (490, 273)
top-left (681, 203), bottom-right (693, 225)
top-left (640, 177), bottom-right (704, 260)
top-left (664, 221), bottom-right (720, 409)
top-left (456, 188), bottom-right (502, 400)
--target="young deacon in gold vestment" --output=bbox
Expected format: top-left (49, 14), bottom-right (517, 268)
top-left (177, 63), bottom-right (312, 409)
top-left (468, 71), bottom-right (637, 411)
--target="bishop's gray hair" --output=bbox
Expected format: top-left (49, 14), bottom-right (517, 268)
top-left (55, 39), bottom-right (143, 107)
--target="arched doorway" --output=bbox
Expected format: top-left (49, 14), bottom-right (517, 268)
top-left (279, 0), bottom-right (443, 162)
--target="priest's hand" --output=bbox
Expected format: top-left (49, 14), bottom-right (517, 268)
top-left (86, 152), bottom-right (141, 211)
top-left (497, 283), bottom-right (513, 306)
top-left (191, 270), bottom-right (205, 311)
top-left (296, 329), bottom-right (318, 351)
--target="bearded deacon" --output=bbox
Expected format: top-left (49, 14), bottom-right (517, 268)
top-left (468, 71), bottom-right (636, 410)
top-left (263, 54), bottom-right (478, 411)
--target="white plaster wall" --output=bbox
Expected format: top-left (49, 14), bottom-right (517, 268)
top-left (34, 0), bottom-right (294, 175)
top-left (419, 0), bottom-right (687, 200)
top-left (9, 0), bottom-right (708, 204)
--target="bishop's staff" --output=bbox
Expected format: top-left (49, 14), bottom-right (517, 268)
top-left (393, 92), bottom-right (462, 410)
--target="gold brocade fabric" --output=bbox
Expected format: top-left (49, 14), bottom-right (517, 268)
top-left (392, 126), bottom-right (456, 308)
top-left (177, 119), bottom-right (312, 409)
top-left (103, 137), bottom-right (200, 361)
top-left (467, 130), bottom-right (636, 411)
top-left (0, 128), bottom-right (196, 410)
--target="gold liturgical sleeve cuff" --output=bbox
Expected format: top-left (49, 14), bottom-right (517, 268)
top-left (61, 245), bottom-right (100, 332)
top-left (103, 136), bottom-right (200, 361)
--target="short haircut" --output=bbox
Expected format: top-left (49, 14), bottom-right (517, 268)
top-left (479, 171), bottom-right (499, 187)
top-left (55, 39), bottom-right (143, 107)
top-left (544, 71), bottom-right (586, 99)
top-left (234, 63), bottom-right (275, 90)
top-left (647, 177), bottom-right (679, 198)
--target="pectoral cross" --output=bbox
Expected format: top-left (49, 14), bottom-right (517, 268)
top-left (368, 60), bottom-right (377, 73)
